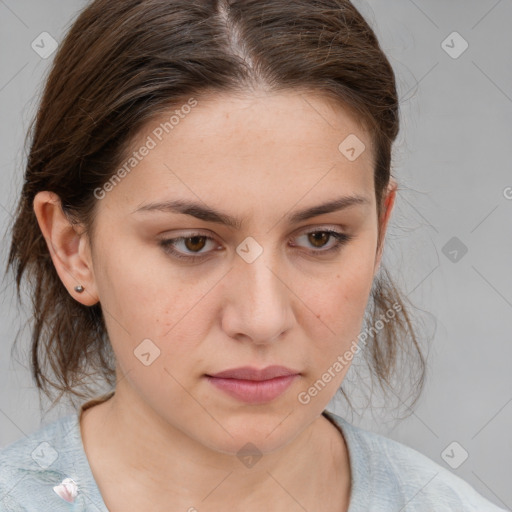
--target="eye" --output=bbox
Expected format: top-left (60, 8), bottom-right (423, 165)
top-left (290, 228), bottom-right (353, 256)
top-left (159, 232), bottom-right (219, 261)
top-left (159, 227), bottom-right (353, 262)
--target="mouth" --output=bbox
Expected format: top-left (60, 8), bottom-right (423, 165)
top-left (205, 365), bottom-right (301, 404)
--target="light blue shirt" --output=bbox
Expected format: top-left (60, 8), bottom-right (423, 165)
top-left (0, 408), bottom-right (507, 511)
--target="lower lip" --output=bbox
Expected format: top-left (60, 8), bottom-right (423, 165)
top-left (205, 375), bottom-right (299, 404)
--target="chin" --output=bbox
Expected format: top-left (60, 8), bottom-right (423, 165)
top-left (197, 408), bottom-right (308, 457)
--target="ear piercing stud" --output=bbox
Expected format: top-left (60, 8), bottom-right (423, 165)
top-left (74, 285), bottom-right (85, 293)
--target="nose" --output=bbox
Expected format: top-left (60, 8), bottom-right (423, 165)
top-left (221, 245), bottom-right (294, 345)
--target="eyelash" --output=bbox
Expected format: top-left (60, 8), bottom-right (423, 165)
top-left (159, 229), bottom-right (353, 262)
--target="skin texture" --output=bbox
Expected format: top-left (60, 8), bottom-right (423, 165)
top-left (33, 90), bottom-right (397, 511)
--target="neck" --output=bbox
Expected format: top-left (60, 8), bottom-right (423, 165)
top-left (80, 382), bottom-right (351, 511)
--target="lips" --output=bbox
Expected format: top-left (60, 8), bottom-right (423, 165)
top-left (205, 365), bottom-right (300, 404)
top-left (206, 365), bottom-right (300, 381)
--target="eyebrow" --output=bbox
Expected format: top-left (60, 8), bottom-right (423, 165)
top-left (131, 195), bottom-right (370, 229)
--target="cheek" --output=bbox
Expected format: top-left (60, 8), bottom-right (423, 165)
top-left (287, 257), bottom-right (375, 412)
top-left (98, 272), bottom-right (219, 392)
top-left (306, 250), bottom-right (376, 337)
top-left (93, 232), bottom-right (193, 331)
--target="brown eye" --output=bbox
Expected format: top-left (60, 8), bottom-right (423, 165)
top-left (291, 229), bottom-right (353, 256)
top-left (183, 236), bottom-right (207, 252)
top-left (159, 233), bottom-right (218, 261)
top-left (308, 232), bottom-right (331, 248)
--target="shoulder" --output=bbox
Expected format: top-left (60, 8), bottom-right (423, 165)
top-left (323, 410), bottom-right (507, 512)
top-left (0, 414), bottom-right (83, 511)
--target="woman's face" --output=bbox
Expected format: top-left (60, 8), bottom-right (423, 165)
top-left (84, 90), bottom-right (395, 454)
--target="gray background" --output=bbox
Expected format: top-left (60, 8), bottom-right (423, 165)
top-left (0, 0), bottom-right (511, 508)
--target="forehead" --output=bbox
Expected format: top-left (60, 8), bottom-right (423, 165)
top-left (100, 90), bottom-right (375, 218)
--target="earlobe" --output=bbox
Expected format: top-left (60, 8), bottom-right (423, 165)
top-left (32, 191), bottom-right (99, 306)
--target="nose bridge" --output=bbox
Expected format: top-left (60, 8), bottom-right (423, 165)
top-left (226, 238), bottom-right (293, 342)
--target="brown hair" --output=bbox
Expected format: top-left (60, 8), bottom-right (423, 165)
top-left (4, 0), bottom-right (429, 415)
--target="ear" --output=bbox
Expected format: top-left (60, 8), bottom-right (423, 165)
top-left (33, 191), bottom-right (99, 306)
top-left (373, 177), bottom-right (397, 276)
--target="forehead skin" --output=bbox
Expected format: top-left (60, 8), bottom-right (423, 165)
top-left (94, 90), bottom-right (377, 239)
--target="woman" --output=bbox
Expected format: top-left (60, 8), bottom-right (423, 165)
top-left (0, 0), bottom-right (506, 510)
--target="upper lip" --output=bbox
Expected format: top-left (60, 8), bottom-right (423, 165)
top-left (207, 365), bottom-right (300, 381)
